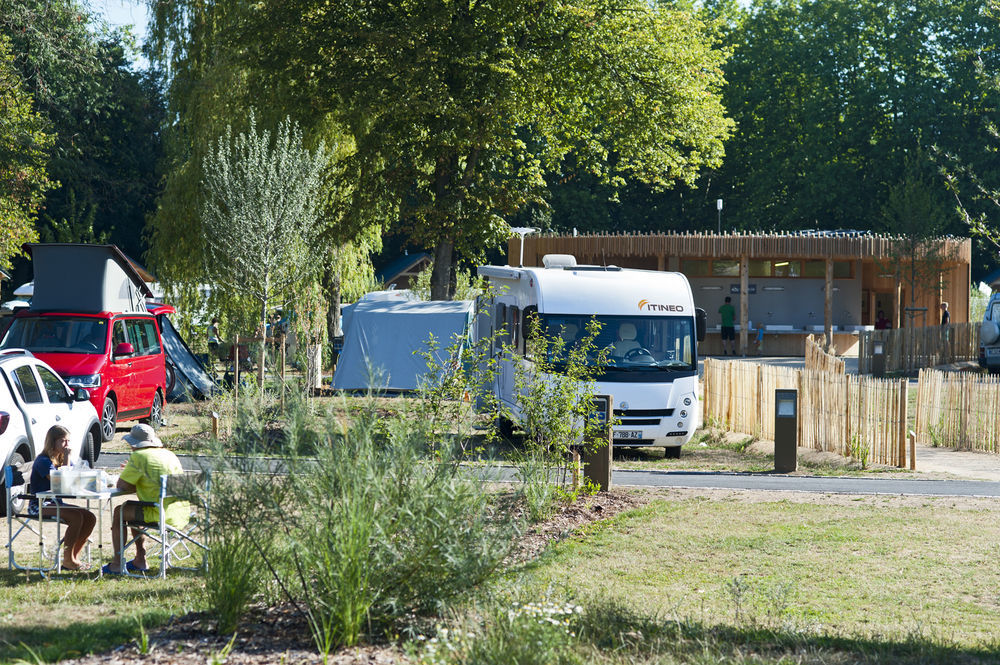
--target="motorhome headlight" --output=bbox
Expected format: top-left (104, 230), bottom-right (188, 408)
top-left (683, 397), bottom-right (692, 406)
top-left (680, 410), bottom-right (688, 418)
top-left (67, 374), bottom-right (101, 388)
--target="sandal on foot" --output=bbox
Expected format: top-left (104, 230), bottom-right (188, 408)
top-left (101, 564), bottom-right (126, 576)
top-left (126, 560), bottom-right (148, 573)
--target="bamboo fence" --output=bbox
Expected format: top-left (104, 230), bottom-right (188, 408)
top-left (858, 323), bottom-right (979, 374)
top-left (915, 369), bottom-right (1000, 452)
top-left (704, 359), bottom-right (907, 466)
top-left (804, 334), bottom-right (845, 374)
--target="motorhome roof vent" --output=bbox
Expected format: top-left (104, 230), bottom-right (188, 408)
top-left (542, 254), bottom-right (578, 269)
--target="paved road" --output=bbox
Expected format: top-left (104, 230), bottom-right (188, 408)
top-left (98, 453), bottom-right (1000, 498)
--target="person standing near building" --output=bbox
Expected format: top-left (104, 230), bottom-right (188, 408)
top-left (940, 302), bottom-right (950, 327)
top-left (207, 317), bottom-right (221, 366)
top-left (718, 296), bottom-right (736, 356)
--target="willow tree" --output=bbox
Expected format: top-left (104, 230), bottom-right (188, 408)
top-left (230, 0), bottom-right (732, 299)
top-left (0, 35), bottom-right (52, 269)
top-left (200, 115), bottom-right (330, 380)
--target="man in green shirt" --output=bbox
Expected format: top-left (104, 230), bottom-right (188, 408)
top-left (103, 424), bottom-right (189, 574)
top-left (718, 296), bottom-right (736, 356)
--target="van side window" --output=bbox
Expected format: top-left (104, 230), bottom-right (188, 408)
top-left (112, 320), bottom-right (128, 350)
top-left (140, 320), bottom-right (161, 355)
top-left (125, 319), bottom-right (160, 356)
top-left (12, 365), bottom-right (43, 404)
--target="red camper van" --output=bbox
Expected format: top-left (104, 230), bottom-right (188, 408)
top-left (0, 244), bottom-right (167, 441)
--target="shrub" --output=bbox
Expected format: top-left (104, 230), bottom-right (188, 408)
top-left (201, 389), bottom-right (520, 655)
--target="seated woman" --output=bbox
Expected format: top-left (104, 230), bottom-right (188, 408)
top-left (29, 425), bottom-right (97, 571)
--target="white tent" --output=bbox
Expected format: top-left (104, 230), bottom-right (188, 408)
top-left (333, 299), bottom-right (474, 391)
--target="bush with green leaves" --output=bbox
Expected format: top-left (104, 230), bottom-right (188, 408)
top-left (201, 388), bottom-right (520, 654)
top-left (511, 316), bottom-right (610, 461)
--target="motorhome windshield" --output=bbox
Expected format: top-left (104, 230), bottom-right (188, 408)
top-left (540, 314), bottom-right (694, 372)
top-left (1, 316), bottom-right (108, 354)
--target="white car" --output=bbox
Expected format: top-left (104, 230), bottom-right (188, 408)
top-left (0, 349), bottom-right (102, 515)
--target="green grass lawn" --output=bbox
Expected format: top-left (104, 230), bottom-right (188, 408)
top-left (519, 489), bottom-right (1000, 661)
top-left (0, 569), bottom-right (201, 663)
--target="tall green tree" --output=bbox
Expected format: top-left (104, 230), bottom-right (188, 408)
top-left (0, 34), bottom-right (52, 270)
top-left (1, 0), bottom-right (164, 268)
top-left (232, 0), bottom-right (732, 299)
top-left (707, 0), bottom-right (997, 235)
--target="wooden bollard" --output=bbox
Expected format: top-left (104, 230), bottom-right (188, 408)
top-left (211, 411), bottom-right (219, 440)
top-left (908, 429), bottom-right (916, 471)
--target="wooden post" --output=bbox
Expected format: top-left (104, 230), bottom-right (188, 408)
top-left (909, 429), bottom-right (916, 471)
top-left (571, 449), bottom-right (581, 490)
top-left (739, 255), bottom-right (748, 356)
top-left (657, 254), bottom-right (665, 271)
top-left (897, 379), bottom-right (907, 468)
top-left (824, 258), bottom-right (834, 349)
top-left (233, 335), bottom-right (240, 418)
top-left (211, 411), bottom-right (219, 440)
top-left (583, 395), bottom-right (613, 491)
top-left (280, 333), bottom-right (286, 409)
top-left (893, 278), bottom-right (903, 330)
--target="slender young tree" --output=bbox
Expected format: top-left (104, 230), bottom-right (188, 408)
top-left (200, 115), bottom-right (331, 382)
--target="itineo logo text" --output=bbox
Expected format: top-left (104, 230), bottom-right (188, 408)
top-left (638, 299), bottom-right (685, 312)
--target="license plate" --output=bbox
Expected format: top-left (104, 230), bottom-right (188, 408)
top-left (613, 430), bottom-right (643, 440)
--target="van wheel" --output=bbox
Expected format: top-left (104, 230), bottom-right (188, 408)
top-left (101, 398), bottom-right (117, 442)
top-left (664, 446), bottom-right (681, 459)
top-left (1, 451), bottom-right (26, 517)
top-left (165, 362), bottom-right (176, 396)
top-left (142, 392), bottom-right (163, 428)
top-left (82, 432), bottom-right (96, 466)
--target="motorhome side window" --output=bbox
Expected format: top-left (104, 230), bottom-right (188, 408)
top-left (521, 306), bottom-right (538, 356)
top-left (494, 303), bottom-right (507, 353)
top-left (509, 307), bottom-right (522, 355)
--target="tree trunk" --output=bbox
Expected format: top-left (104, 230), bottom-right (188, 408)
top-left (323, 262), bottom-right (342, 375)
top-left (430, 239), bottom-right (454, 301)
top-left (448, 250), bottom-right (459, 300)
top-left (306, 343), bottom-right (323, 389)
top-left (258, 299), bottom-right (267, 389)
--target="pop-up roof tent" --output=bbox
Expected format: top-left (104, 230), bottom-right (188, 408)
top-left (24, 243), bottom-right (151, 313)
top-left (333, 299), bottom-right (475, 391)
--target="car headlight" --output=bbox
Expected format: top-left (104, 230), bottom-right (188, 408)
top-left (67, 374), bottom-right (101, 388)
top-left (683, 397), bottom-right (692, 406)
top-left (680, 410), bottom-right (688, 418)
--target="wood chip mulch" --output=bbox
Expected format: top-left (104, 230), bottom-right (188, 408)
top-left (61, 489), bottom-right (649, 665)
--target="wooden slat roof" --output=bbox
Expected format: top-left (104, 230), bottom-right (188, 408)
top-left (511, 231), bottom-right (971, 264)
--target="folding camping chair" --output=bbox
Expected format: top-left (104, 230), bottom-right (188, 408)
top-left (117, 470), bottom-right (210, 579)
top-left (4, 464), bottom-right (80, 574)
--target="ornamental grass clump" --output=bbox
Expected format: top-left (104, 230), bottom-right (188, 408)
top-left (202, 388), bottom-right (520, 655)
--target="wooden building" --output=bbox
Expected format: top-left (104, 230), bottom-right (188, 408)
top-left (507, 231), bottom-right (971, 356)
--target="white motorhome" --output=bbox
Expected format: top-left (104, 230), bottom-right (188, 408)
top-left (478, 254), bottom-right (706, 457)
